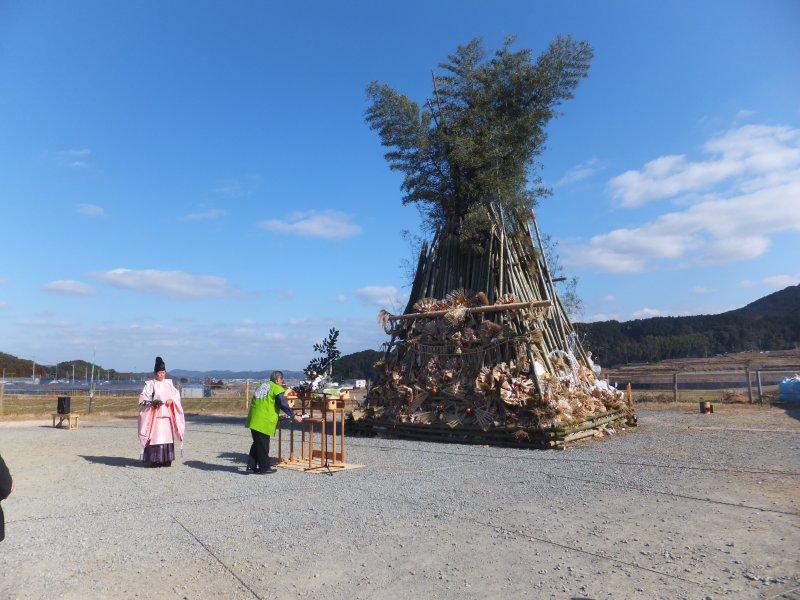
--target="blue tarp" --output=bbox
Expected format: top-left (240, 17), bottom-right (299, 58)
top-left (778, 375), bottom-right (800, 402)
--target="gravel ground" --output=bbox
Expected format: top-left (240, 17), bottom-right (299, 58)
top-left (1, 404), bottom-right (798, 600)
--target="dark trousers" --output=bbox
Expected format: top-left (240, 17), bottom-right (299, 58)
top-left (247, 429), bottom-right (271, 472)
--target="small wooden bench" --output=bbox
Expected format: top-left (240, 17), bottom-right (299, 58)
top-left (52, 413), bottom-right (79, 430)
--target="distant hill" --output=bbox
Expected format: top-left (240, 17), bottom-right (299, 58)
top-left (0, 354), bottom-right (126, 379)
top-left (734, 284), bottom-right (800, 317)
top-left (0, 352), bottom-right (48, 378)
top-left (332, 349), bottom-right (381, 381)
top-left (169, 369), bottom-right (304, 381)
top-left (0, 351), bottom-right (304, 381)
top-left (576, 285), bottom-right (800, 367)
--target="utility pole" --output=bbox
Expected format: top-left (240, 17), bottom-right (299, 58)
top-left (32, 358), bottom-right (36, 384)
top-left (72, 364), bottom-right (75, 384)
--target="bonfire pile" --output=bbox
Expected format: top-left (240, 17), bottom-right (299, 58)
top-left (367, 290), bottom-right (627, 431)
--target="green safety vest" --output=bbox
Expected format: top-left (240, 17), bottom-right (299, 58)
top-left (246, 380), bottom-right (285, 436)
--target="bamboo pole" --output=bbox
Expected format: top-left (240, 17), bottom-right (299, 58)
top-left (486, 231), bottom-right (494, 300)
top-left (387, 300), bottom-right (551, 321)
top-left (498, 226), bottom-right (505, 296)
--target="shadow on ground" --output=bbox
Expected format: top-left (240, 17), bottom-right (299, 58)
top-left (80, 455), bottom-right (142, 468)
top-left (185, 414), bottom-right (245, 426)
top-left (185, 414), bottom-right (301, 433)
top-left (182, 450), bottom-right (252, 473)
top-left (183, 459), bottom-right (242, 473)
top-left (777, 403), bottom-right (800, 422)
top-left (218, 451), bottom-right (248, 464)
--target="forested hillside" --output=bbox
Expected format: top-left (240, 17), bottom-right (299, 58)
top-left (576, 285), bottom-right (800, 367)
top-left (0, 354), bottom-right (127, 379)
top-left (332, 349), bottom-right (381, 381)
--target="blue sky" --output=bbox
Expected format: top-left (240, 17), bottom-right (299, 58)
top-left (1, 1), bottom-right (798, 371)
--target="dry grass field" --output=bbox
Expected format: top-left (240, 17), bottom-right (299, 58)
top-left (0, 394), bottom-right (248, 419)
top-left (606, 349), bottom-right (800, 376)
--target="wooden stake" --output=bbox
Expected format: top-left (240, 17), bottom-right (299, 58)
top-left (673, 372), bottom-right (679, 403)
top-left (756, 370), bottom-right (764, 406)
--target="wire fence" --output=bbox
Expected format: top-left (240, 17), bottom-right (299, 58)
top-left (604, 367), bottom-right (800, 405)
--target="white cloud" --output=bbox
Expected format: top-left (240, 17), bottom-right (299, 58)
top-left (354, 285), bottom-right (405, 308)
top-left (183, 208), bottom-right (226, 221)
top-left (608, 124), bottom-right (800, 207)
top-left (761, 274), bottom-right (800, 289)
top-left (692, 285), bottom-right (714, 294)
top-left (75, 203), bottom-right (105, 217)
top-left (3, 312), bottom-right (385, 371)
top-left (57, 148), bottom-right (92, 169)
top-left (284, 316), bottom-right (330, 327)
top-left (600, 294), bottom-right (615, 302)
top-left (58, 148), bottom-right (90, 157)
top-left (556, 158), bottom-right (604, 187)
top-left (336, 294), bottom-right (348, 304)
top-left (740, 273), bottom-right (800, 290)
top-left (227, 325), bottom-right (287, 342)
top-left (94, 268), bottom-right (247, 300)
top-left (0, 301), bottom-right (7, 309)
top-left (212, 175), bottom-right (261, 198)
top-left (42, 280), bottom-right (95, 296)
top-left (735, 109), bottom-right (756, 121)
top-left (568, 123), bottom-right (800, 273)
top-left (268, 288), bottom-right (295, 301)
top-left (632, 307), bottom-right (666, 319)
top-left (259, 210), bottom-right (361, 239)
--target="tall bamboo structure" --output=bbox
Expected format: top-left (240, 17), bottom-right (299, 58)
top-left (358, 204), bottom-right (633, 447)
top-left (358, 37), bottom-right (633, 447)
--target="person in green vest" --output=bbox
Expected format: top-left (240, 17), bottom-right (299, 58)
top-left (245, 371), bottom-right (301, 474)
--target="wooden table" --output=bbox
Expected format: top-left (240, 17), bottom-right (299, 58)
top-left (52, 413), bottom-right (79, 430)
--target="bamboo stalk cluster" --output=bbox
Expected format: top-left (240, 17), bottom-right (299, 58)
top-left (363, 208), bottom-right (631, 434)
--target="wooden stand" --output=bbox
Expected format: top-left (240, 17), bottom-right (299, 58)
top-left (277, 395), bottom-right (360, 473)
top-left (52, 413), bottom-right (79, 430)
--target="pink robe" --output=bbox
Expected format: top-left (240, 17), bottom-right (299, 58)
top-left (138, 379), bottom-right (186, 452)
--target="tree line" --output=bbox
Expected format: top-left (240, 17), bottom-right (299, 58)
top-left (577, 305), bottom-right (800, 367)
